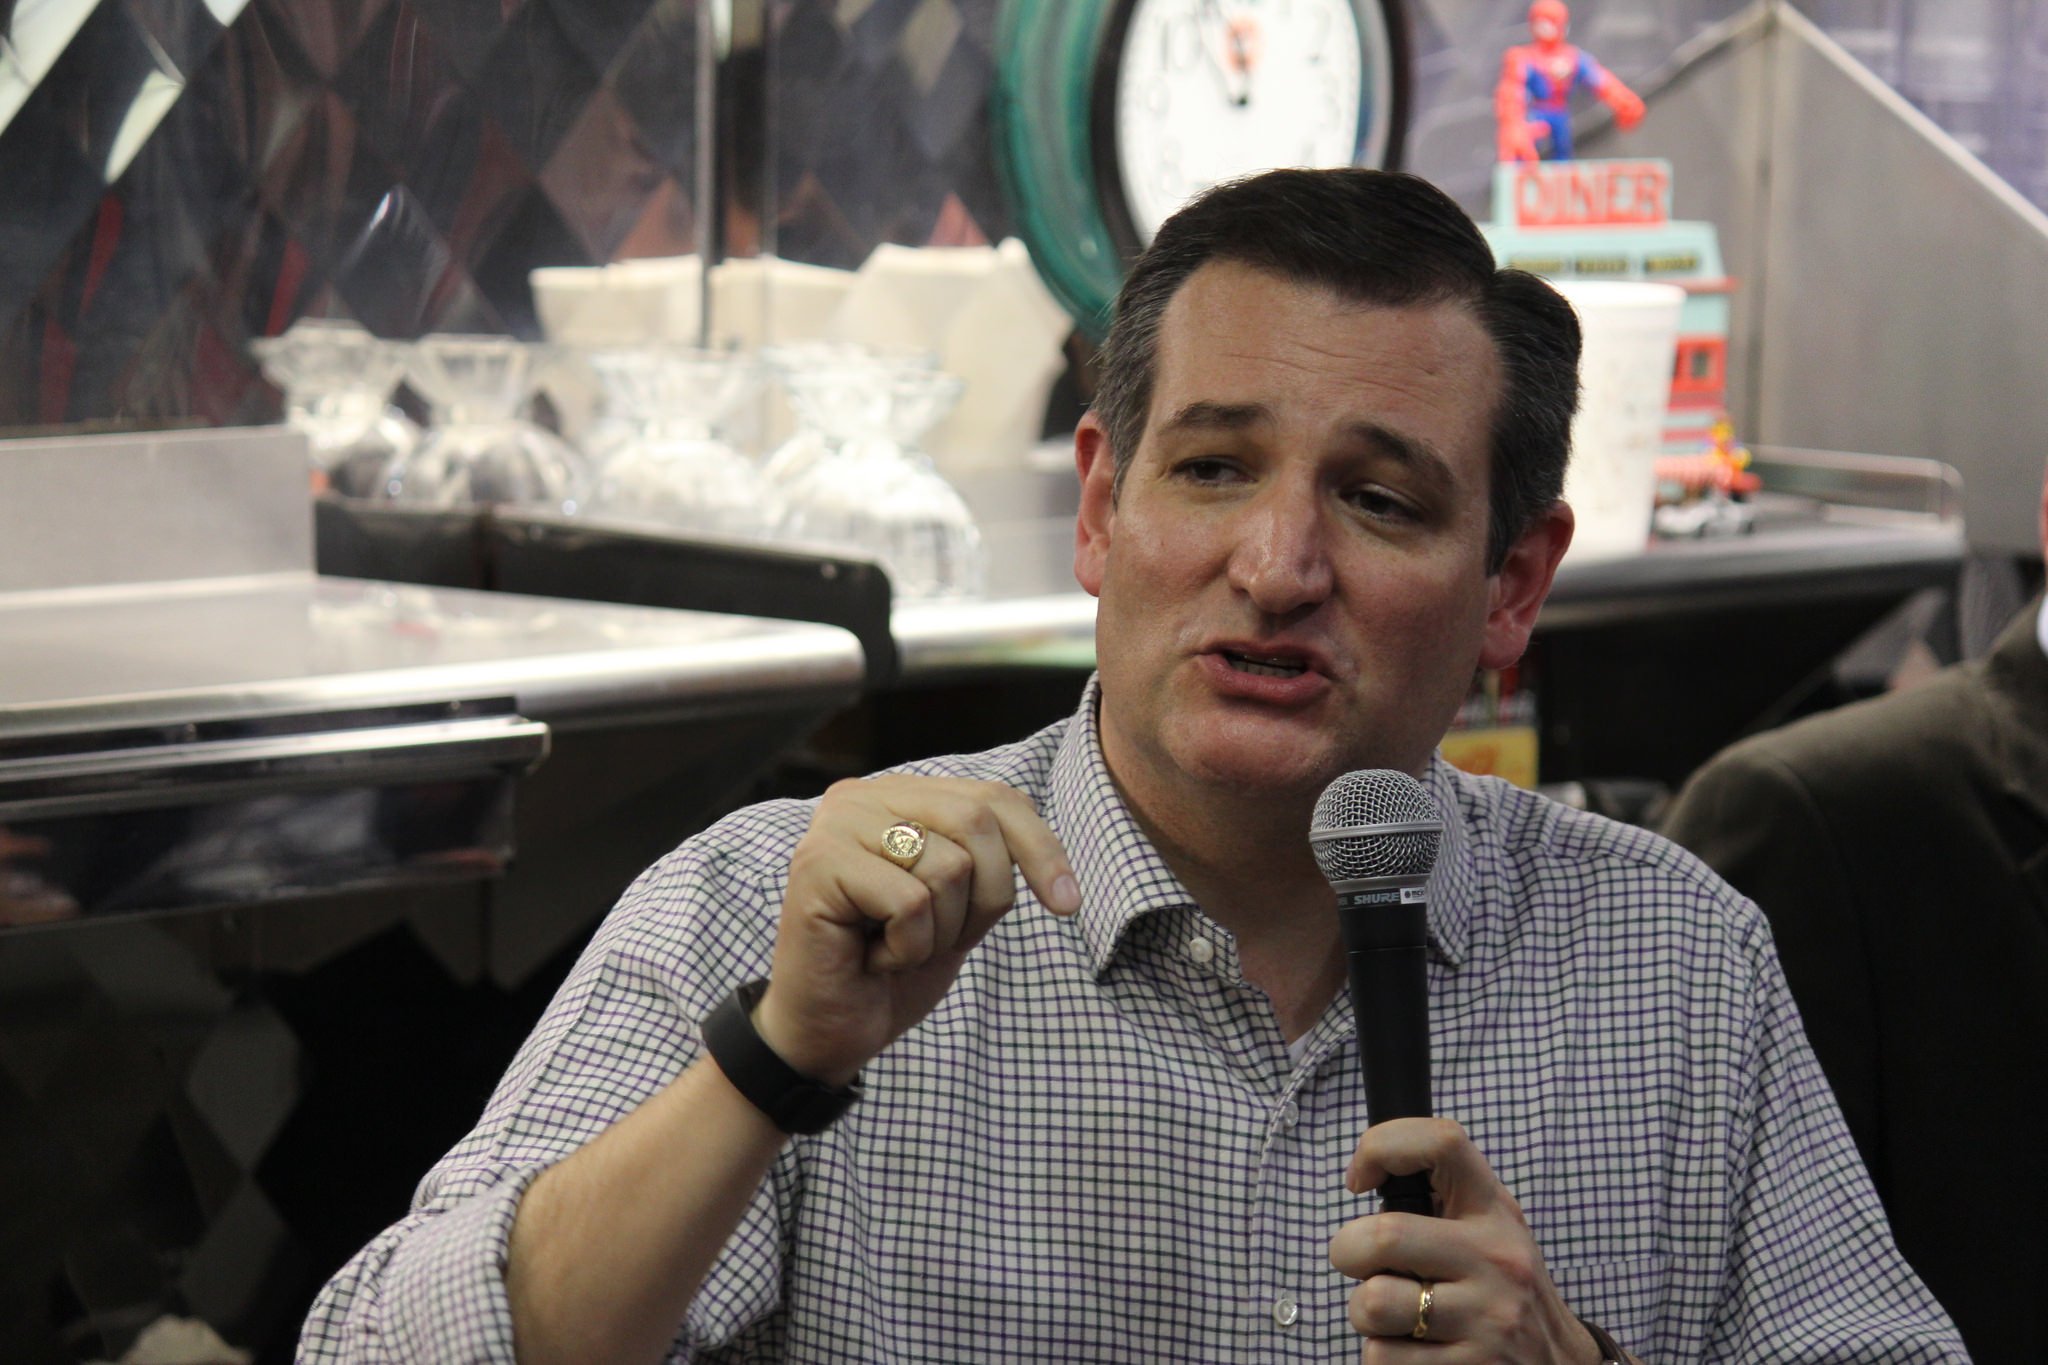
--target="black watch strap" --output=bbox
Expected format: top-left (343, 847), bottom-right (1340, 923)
top-left (1578, 1316), bottom-right (1626, 1365)
top-left (702, 979), bottom-right (862, 1135)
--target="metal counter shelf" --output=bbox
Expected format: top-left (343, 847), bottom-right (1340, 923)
top-left (0, 572), bottom-right (864, 738)
top-left (0, 573), bottom-right (862, 928)
top-left (1539, 443), bottom-right (1967, 628)
top-left (0, 418), bottom-right (870, 932)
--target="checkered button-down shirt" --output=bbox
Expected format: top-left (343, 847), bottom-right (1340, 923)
top-left (301, 680), bottom-right (1963, 1362)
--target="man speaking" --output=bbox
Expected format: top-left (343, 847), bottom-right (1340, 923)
top-left (301, 170), bottom-right (1962, 1363)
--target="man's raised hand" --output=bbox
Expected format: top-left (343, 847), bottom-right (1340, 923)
top-left (752, 775), bottom-right (1080, 1086)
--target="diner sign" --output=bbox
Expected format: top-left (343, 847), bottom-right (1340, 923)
top-left (1511, 159), bottom-right (1671, 228)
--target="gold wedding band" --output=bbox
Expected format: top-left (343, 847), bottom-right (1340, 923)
top-left (879, 820), bottom-right (927, 869)
top-left (1411, 1279), bottom-right (1435, 1341)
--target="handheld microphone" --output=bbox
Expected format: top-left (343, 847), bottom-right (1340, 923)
top-left (1310, 770), bottom-right (1445, 1217)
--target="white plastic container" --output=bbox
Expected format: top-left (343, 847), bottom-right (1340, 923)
top-left (1547, 279), bottom-right (1685, 563)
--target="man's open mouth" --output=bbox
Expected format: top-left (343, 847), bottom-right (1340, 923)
top-left (1221, 650), bottom-right (1308, 679)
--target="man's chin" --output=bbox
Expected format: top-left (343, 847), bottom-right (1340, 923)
top-left (1170, 716), bottom-right (1429, 797)
top-left (1173, 730), bottom-right (1345, 800)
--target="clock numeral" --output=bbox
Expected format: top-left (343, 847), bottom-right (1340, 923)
top-left (1308, 3), bottom-right (1332, 47)
top-left (1160, 15), bottom-right (1201, 72)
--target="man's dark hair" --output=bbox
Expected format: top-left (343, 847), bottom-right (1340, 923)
top-left (1090, 168), bottom-right (1580, 572)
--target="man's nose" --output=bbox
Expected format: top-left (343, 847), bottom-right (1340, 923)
top-left (1227, 483), bottom-right (1336, 616)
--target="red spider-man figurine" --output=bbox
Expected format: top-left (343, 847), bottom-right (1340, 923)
top-left (1495, 0), bottom-right (1645, 161)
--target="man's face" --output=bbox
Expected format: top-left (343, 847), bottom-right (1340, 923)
top-left (1074, 260), bottom-right (1569, 806)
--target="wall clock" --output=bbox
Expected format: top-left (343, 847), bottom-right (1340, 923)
top-left (993, 0), bottom-right (1412, 338)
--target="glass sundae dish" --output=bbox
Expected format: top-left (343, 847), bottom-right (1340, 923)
top-left (774, 360), bottom-right (984, 600)
top-left (581, 346), bottom-right (771, 539)
top-left (248, 318), bottom-right (418, 498)
top-left (381, 334), bottom-right (588, 512)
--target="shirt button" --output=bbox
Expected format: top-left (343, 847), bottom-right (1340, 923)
top-left (1278, 1100), bottom-right (1300, 1130)
top-left (1272, 1293), bottom-right (1300, 1328)
top-left (1184, 936), bottom-right (1216, 966)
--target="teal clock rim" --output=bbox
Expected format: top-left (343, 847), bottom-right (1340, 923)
top-left (991, 0), bottom-right (1415, 345)
top-left (991, 0), bottom-right (1126, 343)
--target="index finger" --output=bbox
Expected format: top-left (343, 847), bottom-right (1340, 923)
top-left (1346, 1117), bottom-right (1503, 1215)
top-left (976, 782), bottom-right (1080, 916)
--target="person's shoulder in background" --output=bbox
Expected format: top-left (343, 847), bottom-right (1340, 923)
top-left (1664, 651), bottom-right (1993, 857)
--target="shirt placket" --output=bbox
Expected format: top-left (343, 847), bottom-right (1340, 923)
top-left (1159, 907), bottom-right (1354, 1355)
top-left (1256, 1007), bottom-right (1362, 1355)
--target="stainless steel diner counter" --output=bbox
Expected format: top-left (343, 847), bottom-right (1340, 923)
top-left (0, 427), bottom-right (868, 934)
top-left (0, 573), bottom-right (863, 932)
top-left (0, 572), bottom-right (865, 736)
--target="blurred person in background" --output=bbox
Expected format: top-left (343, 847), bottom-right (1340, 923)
top-left (1664, 459), bottom-right (2048, 1363)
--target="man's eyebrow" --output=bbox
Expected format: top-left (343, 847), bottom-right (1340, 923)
top-left (1157, 400), bottom-right (1269, 434)
top-left (1346, 421), bottom-right (1459, 493)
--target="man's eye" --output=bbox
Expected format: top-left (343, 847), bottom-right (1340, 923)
top-left (1177, 457), bottom-right (1240, 482)
top-left (1348, 487), bottom-right (1416, 520)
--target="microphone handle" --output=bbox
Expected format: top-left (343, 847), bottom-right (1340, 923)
top-left (1338, 888), bottom-right (1434, 1217)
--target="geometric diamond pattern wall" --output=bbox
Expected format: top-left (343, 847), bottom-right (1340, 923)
top-left (0, 0), bottom-right (1019, 433)
top-left (0, 921), bottom-right (296, 1363)
top-left (0, 903), bottom-right (575, 1364)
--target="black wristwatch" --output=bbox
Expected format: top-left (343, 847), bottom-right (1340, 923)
top-left (1578, 1316), bottom-right (1627, 1365)
top-left (701, 979), bottom-right (863, 1135)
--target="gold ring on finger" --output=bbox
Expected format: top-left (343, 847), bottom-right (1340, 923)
top-left (1411, 1279), bottom-right (1434, 1341)
top-left (879, 820), bottom-right (927, 870)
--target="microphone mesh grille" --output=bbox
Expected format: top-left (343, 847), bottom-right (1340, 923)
top-left (1309, 770), bottom-right (1443, 881)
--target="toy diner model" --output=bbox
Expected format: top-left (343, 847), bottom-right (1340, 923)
top-left (1481, 157), bottom-right (1733, 452)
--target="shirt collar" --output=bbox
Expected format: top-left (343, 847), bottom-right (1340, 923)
top-left (1046, 677), bottom-right (1478, 976)
top-left (1419, 754), bottom-right (1478, 968)
top-left (1046, 677), bottom-right (1201, 978)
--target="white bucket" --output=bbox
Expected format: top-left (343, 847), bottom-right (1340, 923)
top-left (1548, 280), bottom-right (1685, 562)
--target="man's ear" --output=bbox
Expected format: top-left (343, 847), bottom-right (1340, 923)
top-left (1478, 500), bottom-right (1574, 672)
top-left (1074, 413), bottom-right (1118, 598)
